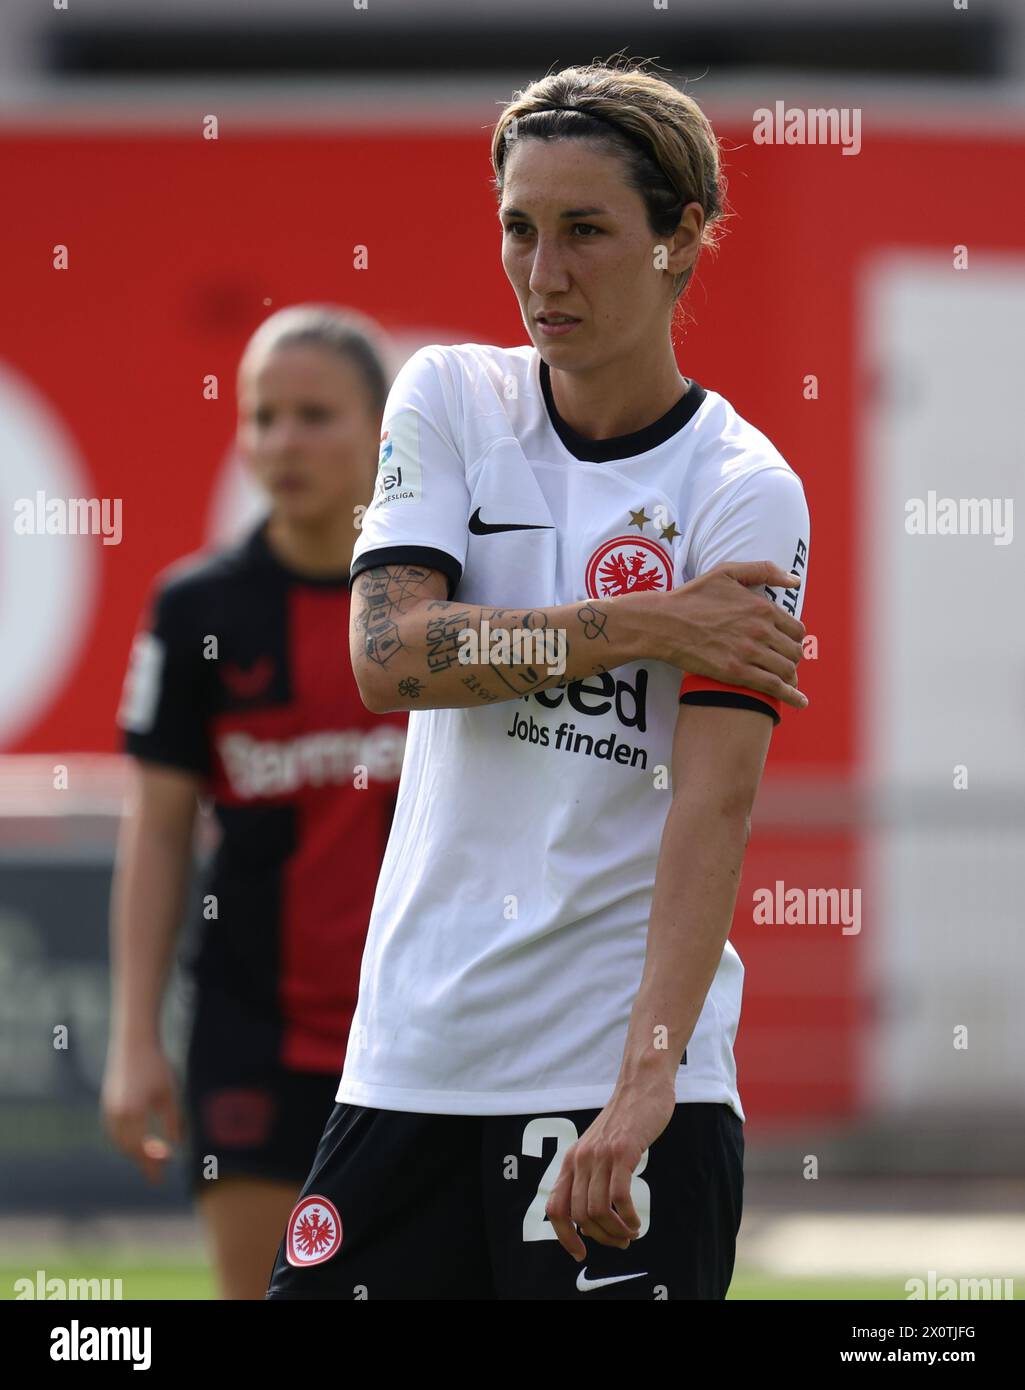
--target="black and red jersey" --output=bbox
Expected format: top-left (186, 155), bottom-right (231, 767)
top-left (117, 519), bottom-right (405, 1074)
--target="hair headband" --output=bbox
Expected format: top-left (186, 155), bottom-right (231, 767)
top-left (511, 103), bottom-right (680, 194)
top-left (528, 101), bottom-right (648, 149)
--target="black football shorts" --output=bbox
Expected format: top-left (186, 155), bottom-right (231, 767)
top-left (184, 981), bottom-right (341, 1192)
top-left (265, 1099), bottom-right (743, 1300)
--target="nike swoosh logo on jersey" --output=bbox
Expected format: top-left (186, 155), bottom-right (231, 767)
top-left (468, 508), bottom-right (554, 535)
top-left (576, 1266), bottom-right (648, 1292)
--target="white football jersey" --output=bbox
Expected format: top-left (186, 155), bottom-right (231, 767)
top-left (338, 343), bottom-right (809, 1119)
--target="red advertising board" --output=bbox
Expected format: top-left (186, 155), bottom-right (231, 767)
top-left (3, 117), bottom-right (1022, 1119)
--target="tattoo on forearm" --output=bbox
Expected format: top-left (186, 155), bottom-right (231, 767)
top-left (355, 567), bottom-right (609, 699)
top-left (486, 608), bottom-right (571, 697)
top-left (355, 565), bottom-right (434, 667)
top-left (365, 617), bottom-right (405, 667)
top-left (489, 664), bottom-right (543, 696)
top-left (461, 674), bottom-right (499, 703)
top-left (356, 565), bottom-right (433, 620)
top-left (425, 609), bottom-right (473, 673)
top-left (577, 603), bottom-right (609, 642)
top-left (519, 610), bottom-right (546, 630)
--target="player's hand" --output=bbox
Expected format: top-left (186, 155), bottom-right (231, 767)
top-left (545, 1078), bottom-right (676, 1260)
top-left (101, 1043), bottom-right (182, 1185)
top-left (657, 561), bottom-right (808, 711)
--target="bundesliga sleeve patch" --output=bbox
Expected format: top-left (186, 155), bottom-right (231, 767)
top-left (370, 412), bottom-right (422, 509)
top-left (285, 1195), bottom-right (344, 1267)
top-left (117, 631), bottom-right (165, 733)
top-left (679, 674), bottom-right (781, 724)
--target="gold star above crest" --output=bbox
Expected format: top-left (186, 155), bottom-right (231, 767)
top-left (629, 507), bottom-right (651, 531)
top-left (660, 521), bottom-right (681, 542)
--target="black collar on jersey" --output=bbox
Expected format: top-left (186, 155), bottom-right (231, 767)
top-left (539, 357), bottom-right (706, 463)
top-left (246, 518), bottom-right (351, 588)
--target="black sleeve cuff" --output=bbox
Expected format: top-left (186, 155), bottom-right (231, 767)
top-left (679, 690), bottom-right (781, 726)
top-left (348, 546), bottom-right (463, 601)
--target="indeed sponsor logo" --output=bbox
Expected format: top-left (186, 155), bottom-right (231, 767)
top-left (218, 726), bottom-right (405, 798)
top-left (530, 668), bottom-right (647, 731)
top-left (506, 669), bottom-right (650, 767)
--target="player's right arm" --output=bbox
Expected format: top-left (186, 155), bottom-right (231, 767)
top-left (102, 572), bottom-right (212, 1182)
top-left (102, 761), bottom-right (197, 1183)
top-left (351, 559), bottom-right (807, 714)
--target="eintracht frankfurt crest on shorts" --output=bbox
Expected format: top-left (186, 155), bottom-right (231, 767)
top-left (286, 1195), bottom-right (343, 1267)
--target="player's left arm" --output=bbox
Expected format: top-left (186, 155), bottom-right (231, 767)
top-left (546, 458), bottom-right (810, 1260)
top-left (545, 703), bottom-right (772, 1259)
top-left (624, 699), bottom-right (773, 1083)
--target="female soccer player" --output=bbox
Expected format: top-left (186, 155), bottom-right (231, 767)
top-left (103, 305), bottom-right (405, 1299)
top-left (267, 59), bottom-right (810, 1301)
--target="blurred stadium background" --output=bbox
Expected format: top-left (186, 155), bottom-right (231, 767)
top-left (1, 0), bottom-right (1023, 1299)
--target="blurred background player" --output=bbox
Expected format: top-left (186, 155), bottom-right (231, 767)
top-left (102, 305), bottom-right (406, 1299)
